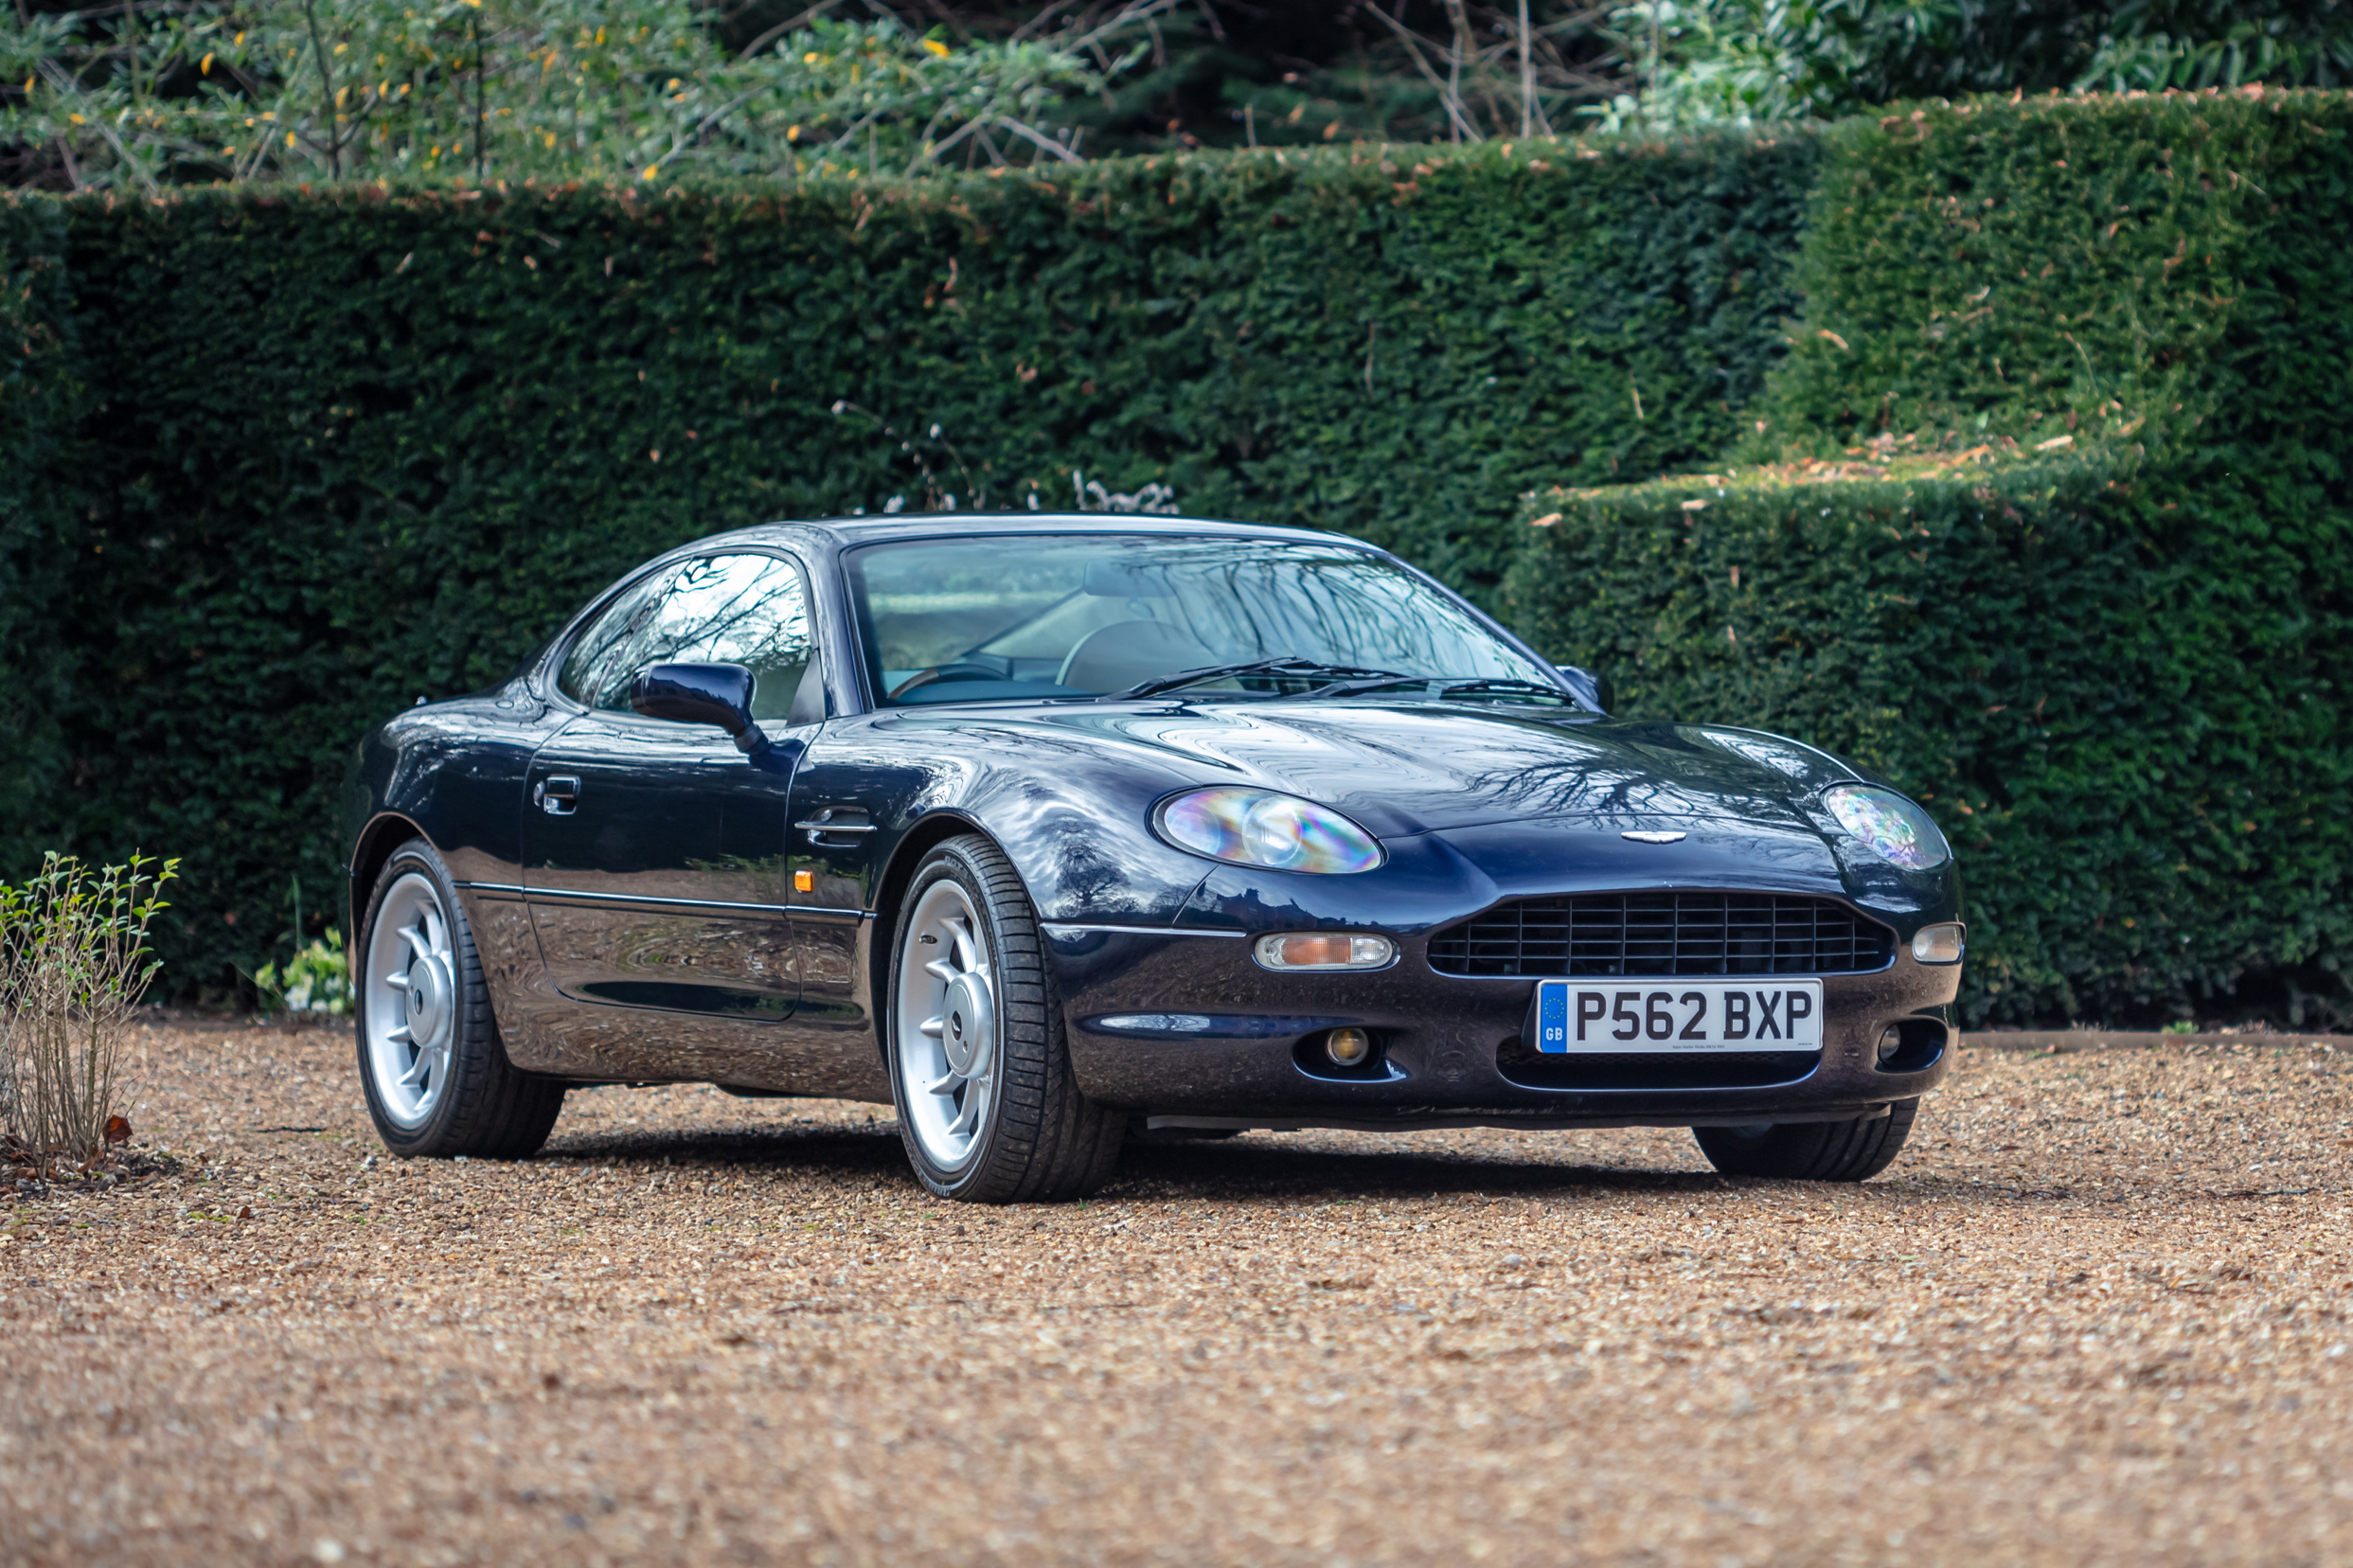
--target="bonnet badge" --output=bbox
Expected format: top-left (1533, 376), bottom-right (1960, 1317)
top-left (1621, 830), bottom-right (1687, 845)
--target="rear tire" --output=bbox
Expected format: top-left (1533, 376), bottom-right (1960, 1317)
top-left (1692, 1098), bottom-right (1919, 1182)
top-left (356, 838), bottom-right (564, 1160)
top-left (885, 834), bottom-right (1125, 1203)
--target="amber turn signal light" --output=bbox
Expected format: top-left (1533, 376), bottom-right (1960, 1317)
top-left (1253, 933), bottom-right (1395, 971)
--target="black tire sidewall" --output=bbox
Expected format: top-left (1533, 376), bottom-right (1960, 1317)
top-left (1693, 1097), bottom-right (1920, 1182)
top-left (355, 840), bottom-right (485, 1157)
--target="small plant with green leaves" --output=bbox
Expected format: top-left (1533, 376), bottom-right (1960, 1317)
top-left (0, 852), bottom-right (178, 1176)
top-left (255, 928), bottom-right (353, 1020)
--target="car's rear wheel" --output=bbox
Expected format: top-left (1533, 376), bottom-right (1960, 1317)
top-left (886, 834), bottom-right (1125, 1203)
top-left (1691, 1098), bottom-right (1919, 1182)
top-left (356, 838), bottom-right (564, 1159)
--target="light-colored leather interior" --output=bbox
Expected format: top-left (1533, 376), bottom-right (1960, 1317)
top-left (1056, 619), bottom-right (1216, 693)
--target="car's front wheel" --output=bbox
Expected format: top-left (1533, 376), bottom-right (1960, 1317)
top-left (356, 838), bottom-right (565, 1159)
top-left (886, 835), bottom-right (1125, 1203)
top-left (1691, 1098), bottom-right (1919, 1182)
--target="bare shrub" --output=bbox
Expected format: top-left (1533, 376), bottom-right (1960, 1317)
top-left (0, 853), bottom-right (177, 1175)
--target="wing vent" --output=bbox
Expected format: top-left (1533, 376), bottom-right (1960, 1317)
top-left (1427, 891), bottom-right (1896, 978)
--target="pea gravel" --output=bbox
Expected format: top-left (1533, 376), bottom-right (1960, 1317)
top-left (4, 1021), bottom-right (2350, 1567)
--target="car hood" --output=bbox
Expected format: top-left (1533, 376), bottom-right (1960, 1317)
top-left (979, 699), bottom-right (1863, 838)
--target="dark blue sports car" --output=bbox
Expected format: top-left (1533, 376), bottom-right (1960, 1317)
top-left (341, 515), bottom-right (1964, 1201)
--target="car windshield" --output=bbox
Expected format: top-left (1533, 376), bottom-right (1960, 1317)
top-left (847, 532), bottom-right (1559, 708)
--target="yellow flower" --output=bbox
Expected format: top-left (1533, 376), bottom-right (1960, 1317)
top-left (641, 163), bottom-right (660, 180)
top-left (201, 53), bottom-right (214, 75)
top-left (923, 38), bottom-right (950, 57)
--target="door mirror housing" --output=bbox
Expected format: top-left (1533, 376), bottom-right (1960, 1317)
top-left (1554, 665), bottom-right (1613, 716)
top-left (630, 662), bottom-right (769, 755)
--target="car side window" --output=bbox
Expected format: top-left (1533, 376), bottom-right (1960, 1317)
top-left (558, 553), bottom-right (818, 722)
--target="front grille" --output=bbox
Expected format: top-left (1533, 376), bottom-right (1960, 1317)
top-left (1495, 1034), bottom-right (1818, 1090)
top-left (1428, 891), bottom-right (1894, 978)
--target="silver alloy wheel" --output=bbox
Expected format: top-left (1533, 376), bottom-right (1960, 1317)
top-left (364, 870), bottom-right (458, 1131)
top-left (895, 878), bottom-right (998, 1172)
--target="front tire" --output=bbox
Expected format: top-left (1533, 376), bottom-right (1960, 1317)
top-left (885, 835), bottom-right (1125, 1203)
top-left (1692, 1098), bottom-right (1920, 1182)
top-left (356, 838), bottom-right (564, 1159)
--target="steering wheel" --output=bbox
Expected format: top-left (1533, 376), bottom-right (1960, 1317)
top-left (885, 663), bottom-right (1005, 700)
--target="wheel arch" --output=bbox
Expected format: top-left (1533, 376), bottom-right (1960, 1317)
top-left (347, 811), bottom-right (429, 978)
top-left (865, 809), bottom-right (998, 1046)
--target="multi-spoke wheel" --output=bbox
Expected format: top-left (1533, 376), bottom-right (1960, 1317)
top-left (364, 871), bottom-right (458, 1129)
top-left (885, 835), bottom-right (1125, 1203)
top-left (895, 878), bottom-right (1001, 1170)
top-left (355, 838), bottom-right (564, 1159)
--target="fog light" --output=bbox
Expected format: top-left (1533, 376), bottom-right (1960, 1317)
top-left (1255, 933), bottom-right (1396, 971)
top-left (1877, 1027), bottom-right (1904, 1065)
top-left (1911, 921), bottom-right (1966, 964)
top-left (1324, 1027), bottom-right (1373, 1067)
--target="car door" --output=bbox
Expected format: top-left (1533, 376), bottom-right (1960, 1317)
top-left (521, 550), bottom-right (826, 1079)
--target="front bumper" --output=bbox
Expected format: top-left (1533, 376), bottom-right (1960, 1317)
top-left (1045, 926), bottom-right (1960, 1131)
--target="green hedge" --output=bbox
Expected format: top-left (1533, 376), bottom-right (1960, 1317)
top-left (1511, 88), bottom-right (2353, 1027)
top-left (0, 134), bottom-right (1816, 991)
top-left (1770, 89), bottom-right (2353, 467)
top-left (1507, 452), bottom-right (2350, 1027)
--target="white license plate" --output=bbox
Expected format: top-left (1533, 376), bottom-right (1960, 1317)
top-left (1530, 979), bottom-right (1825, 1053)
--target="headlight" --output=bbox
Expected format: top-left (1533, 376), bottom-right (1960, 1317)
top-left (1822, 784), bottom-right (1951, 870)
top-left (1154, 788), bottom-right (1383, 874)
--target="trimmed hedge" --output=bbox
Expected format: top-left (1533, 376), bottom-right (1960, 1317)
top-left (1770, 89), bottom-right (2353, 468)
top-left (1512, 88), bottom-right (2353, 1027)
top-left (1507, 452), bottom-right (2350, 1027)
top-left (0, 135), bottom-right (1816, 991)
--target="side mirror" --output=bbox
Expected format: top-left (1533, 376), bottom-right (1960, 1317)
top-left (1555, 665), bottom-right (1613, 716)
top-left (630, 662), bottom-right (768, 755)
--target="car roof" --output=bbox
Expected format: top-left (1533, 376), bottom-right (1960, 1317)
top-left (671, 512), bottom-right (1375, 556)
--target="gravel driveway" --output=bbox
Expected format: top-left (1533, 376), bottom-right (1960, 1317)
top-left (5, 1022), bottom-right (2349, 1566)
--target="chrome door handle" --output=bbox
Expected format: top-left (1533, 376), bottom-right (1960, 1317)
top-left (794, 808), bottom-right (876, 843)
top-left (535, 775), bottom-right (581, 816)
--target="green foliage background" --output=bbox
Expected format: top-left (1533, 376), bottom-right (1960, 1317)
top-left (0, 134), bottom-right (1815, 990)
top-left (1509, 89), bottom-right (2353, 1027)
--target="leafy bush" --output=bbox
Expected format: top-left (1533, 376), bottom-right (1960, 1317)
top-left (256, 931), bottom-right (353, 1021)
top-left (0, 853), bottom-right (177, 1174)
top-left (0, 134), bottom-right (1814, 990)
top-left (1614, 1), bottom-right (2353, 128)
top-left (0, 1), bottom-right (1132, 190)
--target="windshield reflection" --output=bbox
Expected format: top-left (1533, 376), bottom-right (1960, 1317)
top-left (847, 534), bottom-right (1555, 707)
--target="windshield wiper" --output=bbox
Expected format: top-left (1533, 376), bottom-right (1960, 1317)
top-left (1296, 674), bottom-right (1578, 702)
top-left (1105, 657), bottom-right (1414, 701)
top-left (1437, 678), bottom-right (1577, 702)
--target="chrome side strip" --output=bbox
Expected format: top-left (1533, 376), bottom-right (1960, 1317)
top-left (458, 880), bottom-right (881, 922)
top-left (1040, 922), bottom-right (1248, 939)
